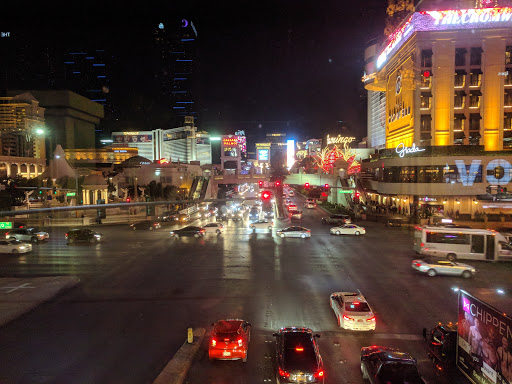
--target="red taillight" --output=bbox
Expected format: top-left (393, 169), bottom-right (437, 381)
top-left (295, 346), bottom-right (304, 352)
top-left (414, 262), bottom-right (421, 267)
top-left (211, 338), bottom-right (217, 347)
top-left (200, 230), bottom-right (205, 233)
top-left (314, 369), bottom-right (324, 378)
top-left (366, 316), bottom-right (376, 322)
top-left (420, 242), bottom-right (425, 247)
top-left (279, 368), bottom-right (290, 377)
top-left (237, 338), bottom-right (243, 347)
top-left (65, 233), bottom-right (68, 237)
top-left (343, 315), bottom-right (354, 321)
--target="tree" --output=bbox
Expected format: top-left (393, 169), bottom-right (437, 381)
top-left (163, 185), bottom-right (179, 200)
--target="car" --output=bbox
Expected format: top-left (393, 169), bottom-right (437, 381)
top-left (209, 319), bottom-right (251, 362)
top-left (330, 291), bottom-right (376, 331)
top-left (412, 257), bottom-right (476, 278)
top-left (130, 220), bottom-right (161, 230)
top-left (208, 207), bottom-right (218, 216)
top-left (0, 240), bottom-right (32, 254)
top-left (321, 214), bottom-right (351, 225)
top-left (203, 222), bottom-right (225, 234)
top-left (360, 346), bottom-right (426, 384)
top-left (176, 213), bottom-right (190, 223)
top-left (249, 219), bottom-right (273, 230)
top-left (5, 227), bottom-right (49, 243)
top-left (305, 201), bottom-right (316, 209)
top-left (230, 210), bottom-right (244, 221)
top-left (158, 211), bottom-right (178, 222)
top-left (284, 199), bottom-right (292, 206)
top-left (170, 226), bottom-right (205, 238)
top-left (198, 210), bottom-right (211, 219)
top-left (287, 204), bottom-right (297, 212)
top-left (330, 224), bottom-right (366, 236)
top-left (276, 226), bottom-right (311, 238)
top-left (263, 209), bottom-right (274, 219)
top-left (289, 210), bottom-right (303, 220)
top-left (273, 327), bottom-right (324, 383)
top-left (288, 190), bottom-right (295, 197)
top-left (65, 229), bottom-right (103, 244)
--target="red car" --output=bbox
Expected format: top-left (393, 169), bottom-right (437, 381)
top-left (209, 319), bottom-right (251, 362)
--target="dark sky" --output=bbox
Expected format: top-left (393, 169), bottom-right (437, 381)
top-left (3, 0), bottom-right (388, 142)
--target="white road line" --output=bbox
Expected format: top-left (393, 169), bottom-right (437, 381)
top-left (0, 283), bottom-right (35, 293)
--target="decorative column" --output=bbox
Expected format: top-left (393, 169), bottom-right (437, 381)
top-left (16, 163), bottom-right (21, 177)
top-left (93, 190), bottom-right (98, 204)
top-left (6, 163), bottom-right (10, 178)
top-left (82, 190), bottom-right (87, 205)
top-left (26, 164), bottom-right (32, 179)
top-left (34, 164), bottom-right (39, 176)
top-left (104, 189), bottom-right (108, 203)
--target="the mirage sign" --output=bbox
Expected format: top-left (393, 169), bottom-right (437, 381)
top-left (457, 290), bottom-right (512, 384)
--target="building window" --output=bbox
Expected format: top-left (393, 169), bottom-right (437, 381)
top-left (505, 90), bottom-right (512, 107)
top-left (469, 91), bottom-right (481, 108)
top-left (420, 115), bottom-right (432, 145)
top-left (443, 164), bottom-right (482, 183)
top-left (421, 49), bottom-right (433, 67)
top-left (455, 48), bottom-right (466, 66)
top-left (454, 114), bottom-right (466, 132)
top-left (454, 131), bottom-right (465, 145)
top-left (421, 72), bottom-right (432, 88)
top-left (505, 113), bottom-right (512, 131)
top-left (469, 131), bottom-right (481, 145)
top-left (420, 93), bottom-right (432, 109)
top-left (418, 166), bottom-right (443, 183)
top-left (506, 46), bottom-right (512, 65)
top-left (505, 69), bottom-right (512, 86)
top-left (454, 91), bottom-right (466, 109)
top-left (470, 47), bottom-right (483, 66)
top-left (399, 167), bottom-right (417, 183)
top-left (469, 114), bottom-right (481, 131)
top-left (470, 70), bottom-right (482, 87)
top-left (454, 70), bottom-right (466, 87)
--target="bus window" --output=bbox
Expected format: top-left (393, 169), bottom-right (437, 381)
top-left (486, 235), bottom-right (495, 260)
top-left (471, 235), bottom-right (484, 253)
top-left (427, 232), bottom-right (470, 244)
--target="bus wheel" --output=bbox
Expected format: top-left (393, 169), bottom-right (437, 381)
top-left (447, 253), bottom-right (456, 261)
top-left (462, 270), bottom-right (472, 279)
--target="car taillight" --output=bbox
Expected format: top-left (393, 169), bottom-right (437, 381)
top-left (211, 338), bottom-right (216, 347)
top-left (295, 346), bottom-right (304, 352)
top-left (279, 368), bottom-right (290, 378)
top-left (237, 338), bottom-right (243, 347)
top-left (343, 315), bottom-right (354, 321)
top-left (366, 316), bottom-right (376, 322)
top-left (414, 262), bottom-right (421, 267)
top-left (314, 369), bottom-right (324, 378)
top-left (421, 243), bottom-right (425, 247)
top-left (200, 230), bottom-right (205, 233)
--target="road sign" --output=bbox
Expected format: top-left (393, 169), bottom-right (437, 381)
top-left (66, 192), bottom-right (76, 196)
top-left (0, 222), bottom-right (13, 229)
top-left (338, 190), bottom-right (353, 194)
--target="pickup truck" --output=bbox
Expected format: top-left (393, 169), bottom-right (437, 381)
top-left (360, 346), bottom-right (426, 384)
top-left (321, 214), bottom-right (351, 225)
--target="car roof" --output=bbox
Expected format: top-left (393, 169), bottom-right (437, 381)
top-left (333, 292), bottom-right (367, 302)
top-left (278, 326), bottom-right (314, 334)
top-left (368, 348), bottom-right (416, 363)
top-left (214, 319), bottom-right (243, 332)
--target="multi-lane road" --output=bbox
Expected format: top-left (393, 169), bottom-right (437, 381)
top-left (0, 192), bottom-right (511, 383)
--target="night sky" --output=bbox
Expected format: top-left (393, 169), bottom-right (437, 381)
top-left (3, 0), bottom-right (388, 143)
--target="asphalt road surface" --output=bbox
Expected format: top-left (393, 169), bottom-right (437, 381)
top-left (0, 192), bottom-right (511, 383)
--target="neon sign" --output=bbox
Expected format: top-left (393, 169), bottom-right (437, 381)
top-left (376, 8), bottom-right (512, 69)
top-left (222, 136), bottom-right (238, 147)
top-left (395, 143), bottom-right (425, 158)
top-left (287, 139), bottom-right (295, 170)
top-left (326, 135), bottom-right (356, 147)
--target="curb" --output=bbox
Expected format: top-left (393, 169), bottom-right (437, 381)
top-left (153, 328), bottom-right (206, 384)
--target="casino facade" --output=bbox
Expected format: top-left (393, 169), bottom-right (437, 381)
top-left (362, 4), bottom-right (512, 219)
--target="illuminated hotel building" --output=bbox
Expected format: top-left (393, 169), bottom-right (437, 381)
top-left (362, 5), bottom-right (512, 219)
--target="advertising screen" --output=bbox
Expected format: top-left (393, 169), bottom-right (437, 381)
top-left (458, 290), bottom-right (512, 384)
top-left (287, 139), bottom-right (295, 170)
top-left (258, 149), bottom-right (269, 161)
top-left (113, 134), bottom-right (152, 143)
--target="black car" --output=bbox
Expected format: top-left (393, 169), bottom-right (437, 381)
top-left (249, 208), bottom-right (260, 221)
top-left (360, 346), bottom-right (425, 384)
top-left (273, 327), bottom-right (324, 383)
top-left (130, 221), bottom-right (161, 230)
top-left (159, 211), bottom-right (179, 222)
top-left (170, 226), bottom-right (205, 238)
top-left (65, 229), bottom-right (103, 244)
top-left (321, 214), bottom-right (351, 225)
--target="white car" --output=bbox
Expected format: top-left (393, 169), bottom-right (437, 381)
top-left (330, 291), bottom-right (376, 331)
top-left (203, 223), bottom-right (226, 235)
top-left (289, 210), bottom-right (303, 220)
top-left (288, 190), bottom-right (295, 197)
top-left (276, 226), bottom-right (311, 238)
top-left (330, 224), bottom-right (366, 236)
top-left (0, 240), bottom-right (32, 254)
top-left (249, 219), bottom-right (273, 230)
top-left (305, 201), bottom-right (316, 209)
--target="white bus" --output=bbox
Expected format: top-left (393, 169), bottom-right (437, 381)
top-left (414, 226), bottom-right (512, 261)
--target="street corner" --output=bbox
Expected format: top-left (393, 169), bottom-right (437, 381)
top-left (0, 275), bottom-right (80, 328)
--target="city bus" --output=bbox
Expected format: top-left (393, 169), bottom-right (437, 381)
top-left (414, 226), bottom-right (512, 261)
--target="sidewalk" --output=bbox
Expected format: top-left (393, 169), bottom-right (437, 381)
top-left (0, 276), bottom-right (80, 327)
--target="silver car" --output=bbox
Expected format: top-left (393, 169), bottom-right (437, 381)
top-left (276, 226), bottom-right (311, 238)
top-left (412, 257), bottom-right (476, 278)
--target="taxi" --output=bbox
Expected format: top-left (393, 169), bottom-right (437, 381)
top-left (209, 319), bottom-right (251, 362)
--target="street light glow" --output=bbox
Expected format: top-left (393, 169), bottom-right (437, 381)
top-left (35, 128), bottom-right (44, 135)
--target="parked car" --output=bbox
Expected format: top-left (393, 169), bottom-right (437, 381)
top-left (321, 214), bottom-right (351, 225)
top-left (360, 346), bottom-right (426, 383)
top-left (412, 257), bottom-right (476, 278)
top-left (130, 221), bottom-right (161, 230)
top-left (65, 229), bottom-right (103, 244)
top-left (0, 240), bottom-right (32, 254)
top-left (329, 224), bottom-right (366, 236)
top-left (203, 222), bottom-right (225, 234)
top-left (5, 227), bottom-right (49, 243)
top-left (209, 319), bottom-right (251, 362)
top-left (170, 226), bottom-right (205, 238)
top-left (273, 327), bottom-right (324, 383)
top-left (276, 226), bottom-right (311, 238)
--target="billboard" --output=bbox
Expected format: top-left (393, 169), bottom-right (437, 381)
top-left (258, 149), bottom-right (269, 161)
top-left (458, 290), bottom-right (512, 384)
top-left (113, 134), bottom-right (152, 143)
top-left (222, 136), bottom-right (238, 147)
top-left (287, 139), bottom-right (295, 170)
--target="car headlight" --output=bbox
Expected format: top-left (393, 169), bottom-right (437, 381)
top-left (94, 234), bottom-right (101, 238)
top-left (19, 246), bottom-right (26, 249)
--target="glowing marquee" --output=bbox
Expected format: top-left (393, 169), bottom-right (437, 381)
top-left (377, 7), bottom-right (512, 69)
top-left (395, 143), bottom-right (425, 158)
top-left (326, 135), bottom-right (356, 147)
top-left (222, 136), bottom-right (238, 147)
top-left (313, 145), bottom-right (360, 174)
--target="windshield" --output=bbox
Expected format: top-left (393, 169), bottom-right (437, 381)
top-left (346, 302), bottom-right (371, 312)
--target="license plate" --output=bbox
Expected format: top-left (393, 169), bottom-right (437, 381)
top-left (358, 319), bottom-right (363, 322)
top-left (222, 351), bottom-right (231, 357)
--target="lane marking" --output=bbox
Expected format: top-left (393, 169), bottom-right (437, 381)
top-left (1, 283), bottom-right (35, 293)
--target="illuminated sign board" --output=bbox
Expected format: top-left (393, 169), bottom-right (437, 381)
top-left (395, 143), bottom-right (425, 158)
top-left (326, 135), bottom-right (356, 147)
top-left (287, 139), bottom-right (295, 170)
top-left (258, 149), bottom-right (269, 161)
top-left (0, 222), bottom-right (12, 229)
top-left (237, 135), bottom-right (247, 154)
top-left (113, 134), bottom-right (152, 143)
top-left (222, 136), bottom-right (238, 147)
top-left (377, 8), bottom-right (512, 69)
top-left (66, 192), bottom-right (76, 197)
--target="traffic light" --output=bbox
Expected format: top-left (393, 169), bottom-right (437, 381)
top-left (354, 191), bottom-right (360, 203)
top-left (276, 180), bottom-right (281, 187)
top-left (258, 181), bottom-right (263, 188)
top-left (126, 197), bottom-right (131, 203)
top-left (52, 187), bottom-right (57, 194)
top-left (305, 183), bottom-right (310, 189)
top-left (261, 191), bottom-right (271, 200)
top-left (39, 190), bottom-right (42, 194)
top-left (324, 184), bottom-right (329, 191)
